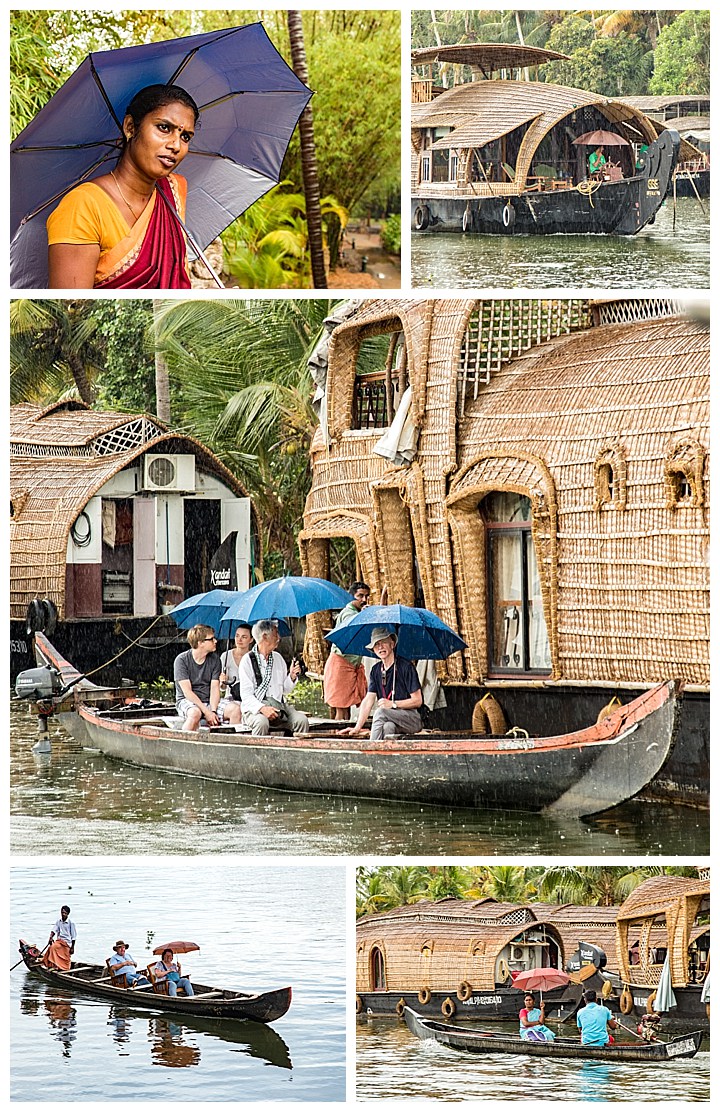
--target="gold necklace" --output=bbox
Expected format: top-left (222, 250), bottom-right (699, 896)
top-left (110, 169), bottom-right (150, 220)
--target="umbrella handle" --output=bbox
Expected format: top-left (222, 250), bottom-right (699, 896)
top-left (155, 187), bottom-right (225, 288)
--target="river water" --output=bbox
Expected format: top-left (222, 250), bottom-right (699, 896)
top-left (10, 863), bottom-right (345, 1101)
top-left (356, 1018), bottom-right (710, 1102)
top-left (411, 197), bottom-right (710, 289)
top-left (10, 702), bottom-right (708, 856)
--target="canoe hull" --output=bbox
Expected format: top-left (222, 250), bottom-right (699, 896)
top-left (18, 941), bottom-right (291, 1023)
top-left (403, 1008), bottom-right (703, 1062)
top-left (412, 131), bottom-right (678, 236)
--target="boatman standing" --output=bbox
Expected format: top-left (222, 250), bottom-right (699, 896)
top-left (42, 904), bottom-right (76, 970)
top-left (576, 989), bottom-right (618, 1046)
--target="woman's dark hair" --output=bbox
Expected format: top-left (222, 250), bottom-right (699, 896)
top-left (125, 83), bottom-right (200, 128)
top-left (523, 992), bottom-right (536, 1003)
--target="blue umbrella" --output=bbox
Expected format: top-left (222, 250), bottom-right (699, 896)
top-left (222, 576), bottom-right (352, 625)
top-left (10, 22), bottom-right (311, 287)
top-left (325, 604), bottom-right (467, 660)
top-left (170, 589), bottom-right (290, 637)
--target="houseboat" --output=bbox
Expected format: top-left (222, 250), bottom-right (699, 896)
top-left (10, 400), bottom-right (259, 682)
top-left (619, 95), bottom-right (710, 198)
top-left (301, 297), bottom-right (709, 809)
top-left (410, 43), bottom-right (691, 235)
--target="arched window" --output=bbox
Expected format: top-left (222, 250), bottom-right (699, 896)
top-left (482, 492), bottom-right (551, 674)
top-left (370, 946), bottom-right (386, 991)
top-left (665, 437), bottom-right (706, 509)
top-left (594, 444), bottom-right (627, 511)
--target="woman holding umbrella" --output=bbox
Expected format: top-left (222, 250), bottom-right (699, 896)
top-left (47, 83), bottom-right (198, 289)
top-left (519, 993), bottom-right (556, 1042)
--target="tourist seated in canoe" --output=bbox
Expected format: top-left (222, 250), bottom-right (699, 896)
top-left (42, 904), bottom-right (76, 970)
top-left (323, 581), bottom-right (371, 720)
top-left (342, 627), bottom-right (423, 740)
top-left (47, 84), bottom-right (198, 290)
top-left (108, 940), bottom-right (150, 986)
top-left (576, 990), bottom-right (618, 1046)
top-left (217, 622), bottom-right (254, 721)
top-left (152, 947), bottom-right (195, 997)
top-left (237, 620), bottom-right (309, 736)
top-left (174, 624), bottom-right (241, 730)
top-left (519, 993), bottom-right (556, 1042)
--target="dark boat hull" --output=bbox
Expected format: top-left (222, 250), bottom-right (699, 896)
top-left (613, 984), bottom-right (709, 1025)
top-left (673, 168), bottom-right (710, 198)
top-left (357, 985), bottom-right (582, 1022)
top-left (18, 941), bottom-right (291, 1023)
top-left (403, 1007), bottom-right (703, 1062)
top-left (30, 634), bottom-right (687, 817)
top-left (413, 131), bottom-right (679, 236)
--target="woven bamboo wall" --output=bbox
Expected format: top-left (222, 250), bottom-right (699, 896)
top-left (304, 302), bottom-right (708, 689)
top-left (615, 876), bottom-right (709, 987)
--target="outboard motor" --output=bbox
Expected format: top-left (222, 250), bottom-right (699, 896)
top-left (14, 665), bottom-right (64, 753)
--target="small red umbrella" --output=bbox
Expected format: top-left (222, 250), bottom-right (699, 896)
top-left (572, 129), bottom-right (630, 147)
top-left (152, 941), bottom-right (200, 956)
top-left (513, 967), bottom-right (570, 995)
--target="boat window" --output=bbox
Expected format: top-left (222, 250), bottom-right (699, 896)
top-left (352, 322), bottom-right (407, 430)
top-left (370, 946), bottom-right (386, 991)
top-left (665, 437), bottom-right (705, 509)
top-left (482, 493), bottom-right (551, 674)
top-left (421, 155), bottom-right (431, 183)
top-left (449, 153), bottom-right (459, 182)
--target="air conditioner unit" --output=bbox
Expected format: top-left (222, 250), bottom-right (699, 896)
top-left (143, 454), bottom-right (195, 492)
top-left (512, 946), bottom-right (525, 961)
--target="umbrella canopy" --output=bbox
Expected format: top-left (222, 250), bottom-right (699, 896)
top-left (700, 972), bottom-right (710, 1004)
top-left (222, 576), bottom-right (352, 625)
top-left (654, 952), bottom-right (677, 1013)
top-left (152, 940), bottom-right (200, 955)
top-left (572, 129), bottom-right (630, 147)
top-left (170, 589), bottom-right (290, 638)
top-left (513, 968), bottom-right (571, 994)
top-left (325, 604), bottom-right (467, 661)
top-left (10, 22), bottom-right (311, 288)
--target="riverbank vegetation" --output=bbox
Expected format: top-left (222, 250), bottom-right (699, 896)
top-left (357, 864), bottom-right (703, 917)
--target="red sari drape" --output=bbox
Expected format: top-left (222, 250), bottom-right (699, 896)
top-left (95, 176), bottom-right (191, 289)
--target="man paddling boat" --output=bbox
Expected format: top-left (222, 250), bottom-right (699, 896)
top-left (42, 904), bottom-right (76, 970)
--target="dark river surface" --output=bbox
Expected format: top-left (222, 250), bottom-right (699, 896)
top-left (10, 702), bottom-right (708, 855)
top-left (411, 197), bottom-right (710, 289)
top-left (10, 863), bottom-right (345, 1101)
top-left (356, 1018), bottom-right (710, 1102)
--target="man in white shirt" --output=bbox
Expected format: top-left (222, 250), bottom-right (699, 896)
top-left (42, 904), bottom-right (77, 970)
top-left (238, 620), bottom-right (309, 736)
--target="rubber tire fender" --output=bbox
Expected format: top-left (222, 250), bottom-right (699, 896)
top-left (457, 980), bottom-right (473, 1002)
top-left (26, 598), bottom-right (46, 637)
top-left (396, 997), bottom-right (406, 1017)
top-left (619, 987), bottom-right (634, 1015)
top-left (441, 996), bottom-right (457, 1018)
top-left (414, 205), bottom-right (430, 231)
top-left (42, 598), bottom-right (58, 637)
top-left (502, 202), bottom-right (515, 229)
top-left (417, 986), bottom-right (431, 1005)
top-left (356, 994), bottom-right (363, 1014)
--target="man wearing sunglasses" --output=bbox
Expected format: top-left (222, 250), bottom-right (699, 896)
top-left (174, 623), bottom-right (224, 730)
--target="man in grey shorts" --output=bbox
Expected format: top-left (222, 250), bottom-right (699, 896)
top-left (174, 623), bottom-right (241, 730)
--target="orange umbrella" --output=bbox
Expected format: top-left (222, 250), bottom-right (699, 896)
top-left (572, 129), bottom-right (630, 147)
top-left (152, 941), bottom-right (200, 955)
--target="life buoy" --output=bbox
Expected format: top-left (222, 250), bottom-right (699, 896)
top-left (442, 996), bottom-right (457, 1017)
top-left (417, 986), bottom-right (431, 1005)
top-left (472, 693), bottom-right (507, 736)
top-left (414, 205), bottom-right (430, 231)
top-left (597, 696), bottom-right (621, 723)
top-left (502, 203), bottom-right (515, 229)
top-left (457, 981), bottom-right (473, 1002)
top-left (619, 988), bottom-right (634, 1014)
top-left (396, 997), bottom-right (406, 1017)
top-left (497, 958), bottom-right (511, 984)
top-left (601, 978), bottom-right (613, 999)
top-left (646, 991), bottom-right (657, 1014)
top-left (356, 994), bottom-right (363, 1013)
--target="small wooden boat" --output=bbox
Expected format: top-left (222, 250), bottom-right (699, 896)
top-left (18, 940), bottom-right (291, 1023)
top-left (403, 1008), bottom-right (703, 1062)
top-left (23, 633), bottom-right (684, 818)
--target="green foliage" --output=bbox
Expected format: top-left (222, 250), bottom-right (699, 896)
top-left (90, 301), bottom-right (157, 413)
top-left (380, 213), bottom-right (401, 256)
top-left (650, 10), bottom-right (710, 95)
top-left (543, 20), bottom-right (652, 96)
top-left (137, 676), bottom-right (175, 701)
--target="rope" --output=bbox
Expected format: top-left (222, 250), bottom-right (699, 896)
top-left (576, 179), bottom-right (603, 208)
top-left (81, 614), bottom-right (169, 679)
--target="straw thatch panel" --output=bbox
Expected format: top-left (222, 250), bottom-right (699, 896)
top-left (10, 402), bottom-right (253, 621)
top-left (615, 876), bottom-right (710, 988)
top-left (411, 44), bottom-right (569, 71)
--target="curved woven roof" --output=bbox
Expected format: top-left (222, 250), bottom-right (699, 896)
top-left (411, 43), bottom-right (569, 71)
top-left (616, 876), bottom-right (709, 923)
top-left (10, 402), bottom-right (253, 620)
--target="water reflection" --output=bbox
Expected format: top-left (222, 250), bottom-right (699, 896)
top-left (411, 197), bottom-right (710, 289)
top-left (10, 701), bottom-right (708, 855)
top-left (149, 1017), bottom-right (201, 1068)
top-left (43, 996), bottom-right (78, 1057)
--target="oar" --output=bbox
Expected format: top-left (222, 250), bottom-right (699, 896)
top-left (11, 941), bottom-right (50, 972)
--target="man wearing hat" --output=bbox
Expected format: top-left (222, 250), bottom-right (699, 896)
top-left (342, 626), bottom-right (423, 740)
top-left (108, 940), bottom-right (149, 986)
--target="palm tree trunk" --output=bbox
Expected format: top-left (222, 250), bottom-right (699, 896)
top-left (66, 352), bottom-right (95, 405)
top-left (287, 11), bottom-right (327, 289)
top-left (152, 300), bottom-right (171, 422)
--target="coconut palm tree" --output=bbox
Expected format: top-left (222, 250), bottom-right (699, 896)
top-left (287, 10), bottom-right (327, 289)
top-left (10, 298), bottom-right (101, 405)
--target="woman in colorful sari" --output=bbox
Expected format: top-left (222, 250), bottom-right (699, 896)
top-left (519, 993), bottom-right (556, 1042)
top-left (47, 84), bottom-right (198, 289)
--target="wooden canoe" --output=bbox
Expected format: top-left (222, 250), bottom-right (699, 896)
top-left (403, 1008), bottom-right (703, 1062)
top-left (31, 633), bottom-right (682, 817)
top-left (18, 940), bottom-right (291, 1023)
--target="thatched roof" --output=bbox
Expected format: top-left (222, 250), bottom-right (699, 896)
top-left (411, 43), bottom-right (569, 72)
top-left (616, 876), bottom-right (709, 923)
top-left (10, 401), bottom-right (252, 620)
top-left (614, 875), bottom-right (709, 987)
